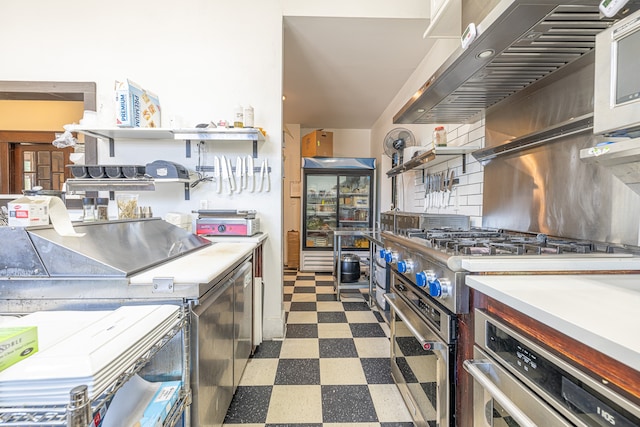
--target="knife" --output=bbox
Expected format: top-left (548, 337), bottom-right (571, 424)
top-left (257, 159), bottom-right (266, 192)
top-left (221, 155), bottom-right (231, 194)
top-left (236, 156), bottom-right (243, 193)
top-left (241, 157), bottom-right (247, 190)
top-left (265, 158), bottom-right (271, 192)
top-left (247, 156), bottom-right (254, 192)
top-left (214, 156), bottom-right (222, 194)
top-left (227, 156), bottom-right (236, 193)
top-left (447, 170), bottom-right (455, 206)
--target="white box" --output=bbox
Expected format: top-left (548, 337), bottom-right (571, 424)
top-left (7, 197), bottom-right (49, 227)
top-left (140, 381), bottom-right (181, 427)
top-left (115, 79), bottom-right (161, 128)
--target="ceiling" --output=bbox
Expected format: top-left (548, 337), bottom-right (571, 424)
top-left (283, 16), bottom-right (435, 130)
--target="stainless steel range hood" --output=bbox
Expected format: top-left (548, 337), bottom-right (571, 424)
top-left (394, 0), bottom-right (638, 125)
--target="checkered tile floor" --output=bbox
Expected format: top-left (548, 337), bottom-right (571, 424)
top-left (223, 270), bottom-right (414, 427)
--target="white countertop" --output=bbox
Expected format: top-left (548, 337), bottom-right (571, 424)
top-left (203, 232), bottom-right (268, 244)
top-left (129, 242), bottom-right (256, 285)
top-left (459, 253), bottom-right (640, 272)
top-left (466, 274), bottom-right (640, 371)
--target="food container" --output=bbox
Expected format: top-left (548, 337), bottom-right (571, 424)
top-left (116, 194), bottom-right (138, 219)
top-left (88, 166), bottom-right (107, 179)
top-left (69, 165), bottom-right (89, 178)
top-left (122, 165), bottom-right (146, 179)
top-left (105, 165), bottom-right (123, 178)
top-left (338, 253), bottom-right (361, 283)
top-left (433, 126), bottom-right (447, 147)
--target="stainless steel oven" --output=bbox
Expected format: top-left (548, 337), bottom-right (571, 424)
top-left (384, 269), bottom-right (455, 427)
top-left (466, 310), bottom-right (640, 427)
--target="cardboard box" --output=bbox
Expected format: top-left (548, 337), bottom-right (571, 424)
top-left (115, 79), bottom-right (161, 128)
top-left (302, 130), bottom-right (333, 157)
top-left (139, 380), bottom-right (181, 427)
top-left (8, 196), bottom-right (50, 227)
top-left (0, 326), bottom-right (38, 372)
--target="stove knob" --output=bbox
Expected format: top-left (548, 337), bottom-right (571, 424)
top-left (416, 270), bottom-right (436, 288)
top-left (397, 259), bottom-right (415, 274)
top-left (385, 250), bottom-right (400, 263)
top-left (428, 278), bottom-right (451, 299)
top-left (218, 224), bottom-right (226, 233)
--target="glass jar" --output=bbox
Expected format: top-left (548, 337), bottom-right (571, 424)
top-left (116, 193), bottom-right (138, 219)
top-left (433, 126), bottom-right (447, 147)
top-left (95, 197), bottom-right (109, 221)
top-left (82, 197), bottom-right (95, 222)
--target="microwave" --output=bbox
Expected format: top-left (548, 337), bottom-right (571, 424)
top-left (594, 8), bottom-right (640, 137)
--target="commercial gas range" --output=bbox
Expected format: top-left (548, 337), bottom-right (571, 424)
top-left (380, 217), bottom-right (640, 427)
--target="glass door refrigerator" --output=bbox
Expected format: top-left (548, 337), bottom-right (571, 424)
top-left (300, 157), bottom-right (376, 272)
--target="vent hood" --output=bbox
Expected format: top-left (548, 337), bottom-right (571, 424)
top-left (394, 0), bottom-right (636, 125)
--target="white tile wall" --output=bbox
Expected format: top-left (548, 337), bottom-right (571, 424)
top-left (405, 119), bottom-right (485, 227)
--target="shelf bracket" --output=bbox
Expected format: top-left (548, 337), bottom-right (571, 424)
top-left (462, 153), bottom-right (467, 174)
top-left (185, 140), bottom-right (192, 158)
top-left (109, 137), bottom-right (115, 157)
top-left (184, 182), bottom-right (190, 200)
top-left (253, 140), bottom-right (258, 158)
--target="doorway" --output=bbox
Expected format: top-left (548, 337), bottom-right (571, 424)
top-left (0, 81), bottom-right (96, 196)
top-left (0, 131), bottom-right (73, 194)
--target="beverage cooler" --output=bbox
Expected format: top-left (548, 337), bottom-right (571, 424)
top-left (300, 157), bottom-right (376, 272)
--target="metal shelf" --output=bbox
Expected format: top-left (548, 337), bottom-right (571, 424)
top-left (0, 309), bottom-right (189, 427)
top-left (386, 146), bottom-right (479, 177)
top-left (68, 125), bottom-right (266, 158)
top-left (65, 178), bottom-right (192, 200)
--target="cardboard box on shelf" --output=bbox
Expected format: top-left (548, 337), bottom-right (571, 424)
top-left (7, 196), bottom-right (50, 227)
top-left (302, 130), bottom-right (333, 157)
top-left (115, 79), bottom-right (161, 128)
top-left (0, 326), bottom-right (38, 372)
top-left (139, 380), bottom-right (181, 427)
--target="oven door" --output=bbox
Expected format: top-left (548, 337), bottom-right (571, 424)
top-left (465, 347), bottom-right (573, 427)
top-left (384, 291), bottom-right (453, 427)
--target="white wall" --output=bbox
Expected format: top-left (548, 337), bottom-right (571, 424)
top-left (0, 0), bottom-right (285, 339)
top-left (370, 38), bottom-right (485, 226)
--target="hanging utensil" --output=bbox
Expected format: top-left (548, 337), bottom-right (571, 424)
top-left (236, 156), bottom-right (243, 193)
top-left (257, 159), bottom-right (266, 192)
top-left (247, 156), bottom-right (255, 192)
top-left (447, 169), bottom-right (455, 206)
top-left (227, 156), bottom-right (236, 193)
top-left (214, 156), bottom-right (222, 194)
top-left (265, 158), bottom-right (271, 192)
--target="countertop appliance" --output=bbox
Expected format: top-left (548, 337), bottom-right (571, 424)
top-left (594, 8), bottom-right (640, 137)
top-left (195, 209), bottom-right (260, 236)
top-left (379, 213), bottom-right (640, 426)
top-left (145, 160), bottom-right (190, 180)
top-left (465, 309), bottom-right (640, 426)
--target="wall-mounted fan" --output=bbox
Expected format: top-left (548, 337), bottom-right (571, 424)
top-left (383, 128), bottom-right (417, 167)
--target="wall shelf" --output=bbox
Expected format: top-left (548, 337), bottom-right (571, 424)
top-left (68, 125), bottom-right (266, 158)
top-left (386, 145), bottom-right (479, 177)
top-left (66, 178), bottom-right (192, 200)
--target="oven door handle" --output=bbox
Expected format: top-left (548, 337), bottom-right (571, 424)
top-left (384, 293), bottom-right (444, 351)
top-left (463, 359), bottom-right (538, 427)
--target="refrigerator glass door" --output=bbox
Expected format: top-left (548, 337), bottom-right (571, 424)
top-left (337, 175), bottom-right (372, 249)
top-left (304, 174), bottom-right (337, 250)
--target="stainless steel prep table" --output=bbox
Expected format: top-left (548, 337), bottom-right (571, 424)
top-left (332, 228), bottom-right (383, 303)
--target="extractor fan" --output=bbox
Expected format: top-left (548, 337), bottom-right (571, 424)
top-left (383, 128), bottom-right (417, 167)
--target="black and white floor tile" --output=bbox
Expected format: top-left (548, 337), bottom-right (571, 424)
top-left (223, 270), bottom-right (414, 427)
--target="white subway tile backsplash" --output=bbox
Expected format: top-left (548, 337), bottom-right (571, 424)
top-left (409, 119), bottom-right (485, 224)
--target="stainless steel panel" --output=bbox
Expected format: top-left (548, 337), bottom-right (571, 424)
top-left (191, 274), bottom-right (235, 427)
top-left (0, 219), bottom-right (210, 279)
top-left (394, 1), bottom-right (639, 124)
top-left (482, 52), bottom-right (640, 245)
top-left (234, 262), bottom-right (253, 391)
